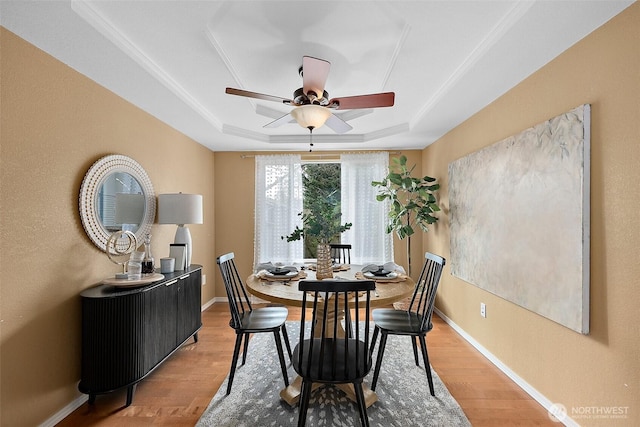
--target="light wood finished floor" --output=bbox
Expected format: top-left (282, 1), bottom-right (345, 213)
top-left (58, 303), bottom-right (556, 426)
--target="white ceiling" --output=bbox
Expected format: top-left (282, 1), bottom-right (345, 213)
top-left (1, 1), bottom-right (633, 152)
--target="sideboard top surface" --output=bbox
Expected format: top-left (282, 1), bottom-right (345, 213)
top-left (81, 264), bottom-right (202, 298)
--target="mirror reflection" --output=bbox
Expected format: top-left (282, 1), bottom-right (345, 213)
top-left (97, 172), bottom-right (145, 233)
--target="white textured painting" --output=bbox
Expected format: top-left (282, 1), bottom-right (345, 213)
top-left (449, 105), bottom-right (590, 334)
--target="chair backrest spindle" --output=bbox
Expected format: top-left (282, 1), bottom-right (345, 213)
top-left (408, 252), bottom-right (446, 332)
top-left (217, 252), bottom-right (253, 329)
top-left (329, 243), bottom-right (352, 265)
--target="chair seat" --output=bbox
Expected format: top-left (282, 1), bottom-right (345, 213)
top-left (293, 338), bottom-right (371, 383)
top-left (372, 308), bottom-right (433, 335)
top-left (234, 307), bottom-right (289, 331)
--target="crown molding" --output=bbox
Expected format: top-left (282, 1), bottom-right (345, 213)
top-left (72, 0), bottom-right (223, 130)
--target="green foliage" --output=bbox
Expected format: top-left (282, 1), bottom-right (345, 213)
top-left (371, 155), bottom-right (441, 239)
top-left (283, 164), bottom-right (352, 247)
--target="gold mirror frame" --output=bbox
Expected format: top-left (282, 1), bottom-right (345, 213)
top-left (79, 154), bottom-right (155, 253)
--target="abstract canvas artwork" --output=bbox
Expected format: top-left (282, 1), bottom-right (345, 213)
top-left (448, 105), bottom-right (590, 334)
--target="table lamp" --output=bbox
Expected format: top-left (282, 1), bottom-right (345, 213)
top-left (158, 193), bottom-right (203, 267)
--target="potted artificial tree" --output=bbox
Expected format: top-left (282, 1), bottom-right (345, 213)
top-left (283, 165), bottom-right (351, 279)
top-left (372, 155), bottom-right (441, 275)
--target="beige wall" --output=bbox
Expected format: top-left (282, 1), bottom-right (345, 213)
top-left (423, 4), bottom-right (640, 425)
top-left (0, 29), bottom-right (216, 426)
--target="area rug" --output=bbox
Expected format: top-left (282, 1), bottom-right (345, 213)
top-left (197, 322), bottom-right (470, 427)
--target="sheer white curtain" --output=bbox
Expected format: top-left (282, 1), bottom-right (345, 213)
top-left (341, 152), bottom-right (393, 264)
top-left (254, 154), bottom-right (303, 267)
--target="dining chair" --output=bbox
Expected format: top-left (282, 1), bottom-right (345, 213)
top-left (369, 252), bottom-right (446, 396)
top-left (294, 279), bottom-right (376, 427)
top-left (216, 252), bottom-right (292, 395)
top-left (329, 243), bottom-right (352, 264)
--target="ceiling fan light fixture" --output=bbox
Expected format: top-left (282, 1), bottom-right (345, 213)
top-left (291, 104), bottom-right (332, 131)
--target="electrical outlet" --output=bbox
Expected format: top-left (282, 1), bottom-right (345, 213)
top-left (202, 274), bottom-right (207, 286)
top-left (480, 302), bottom-right (486, 318)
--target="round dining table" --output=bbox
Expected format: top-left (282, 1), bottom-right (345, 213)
top-left (245, 264), bottom-right (415, 408)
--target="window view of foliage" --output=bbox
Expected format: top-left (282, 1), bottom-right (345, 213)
top-left (284, 163), bottom-right (348, 258)
top-left (302, 163), bottom-right (344, 258)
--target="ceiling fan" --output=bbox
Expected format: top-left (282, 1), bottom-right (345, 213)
top-left (225, 56), bottom-right (395, 134)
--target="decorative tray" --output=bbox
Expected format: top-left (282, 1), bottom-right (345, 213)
top-left (102, 273), bottom-right (165, 287)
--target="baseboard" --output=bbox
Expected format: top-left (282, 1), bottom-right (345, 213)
top-left (39, 394), bottom-right (87, 427)
top-left (202, 296), bottom-right (218, 310)
top-left (433, 308), bottom-right (579, 427)
top-left (206, 296), bottom-right (268, 305)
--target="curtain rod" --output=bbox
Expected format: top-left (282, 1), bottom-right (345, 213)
top-left (240, 151), bottom-right (401, 159)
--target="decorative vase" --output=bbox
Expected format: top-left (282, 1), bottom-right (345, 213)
top-left (315, 242), bottom-right (334, 280)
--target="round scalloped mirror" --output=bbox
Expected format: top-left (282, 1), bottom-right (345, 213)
top-left (79, 154), bottom-right (155, 253)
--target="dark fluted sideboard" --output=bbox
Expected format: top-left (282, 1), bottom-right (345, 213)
top-left (78, 265), bottom-right (202, 406)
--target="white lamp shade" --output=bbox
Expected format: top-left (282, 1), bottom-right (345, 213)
top-left (157, 193), bottom-right (203, 225)
top-left (291, 104), bottom-right (332, 130)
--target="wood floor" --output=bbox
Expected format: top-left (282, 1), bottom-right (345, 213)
top-left (58, 303), bottom-right (556, 426)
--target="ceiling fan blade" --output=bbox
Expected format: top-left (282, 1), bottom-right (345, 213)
top-left (329, 92), bottom-right (395, 110)
top-left (302, 56), bottom-right (331, 98)
top-left (226, 87), bottom-right (292, 105)
top-left (324, 113), bottom-right (353, 134)
top-left (263, 113), bottom-right (294, 128)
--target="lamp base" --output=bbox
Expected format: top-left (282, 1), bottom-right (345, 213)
top-left (174, 225), bottom-right (192, 268)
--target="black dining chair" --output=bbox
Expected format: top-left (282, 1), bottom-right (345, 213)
top-left (216, 252), bottom-right (292, 395)
top-left (294, 279), bottom-right (376, 427)
top-left (329, 243), bottom-right (352, 265)
top-left (369, 252), bottom-right (446, 395)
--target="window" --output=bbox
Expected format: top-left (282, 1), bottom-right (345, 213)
top-left (299, 162), bottom-right (342, 258)
top-left (254, 152), bottom-right (393, 266)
